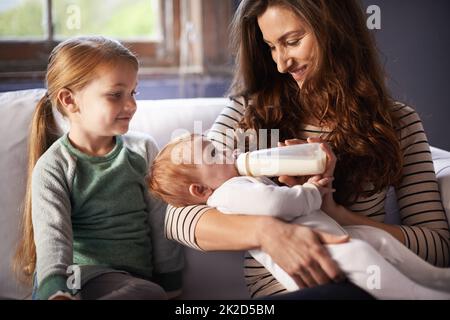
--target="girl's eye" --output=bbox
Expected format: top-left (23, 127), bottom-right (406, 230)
top-left (131, 90), bottom-right (139, 97)
top-left (109, 92), bottom-right (122, 98)
top-left (211, 148), bottom-right (216, 157)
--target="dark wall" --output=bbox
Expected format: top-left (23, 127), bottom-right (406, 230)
top-left (360, 0), bottom-right (450, 150)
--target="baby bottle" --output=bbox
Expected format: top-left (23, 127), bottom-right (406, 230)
top-left (235, 143), bottom-right (327, 177)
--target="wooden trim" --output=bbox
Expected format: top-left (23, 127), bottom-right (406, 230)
top-left (46, 0), bottom-right (54, 40)
top-left (201, 0), bottom-right (234, 75)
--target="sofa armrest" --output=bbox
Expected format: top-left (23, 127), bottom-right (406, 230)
top-left (385, 147), bottom-right (450, 225)
top-left (431, 147), bottom-right (450, 222)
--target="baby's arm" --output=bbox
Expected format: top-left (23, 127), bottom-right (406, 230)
top-left (207, 177), bottom-right (325, 221)
top-left (31, 159), bottom-right (74, 300)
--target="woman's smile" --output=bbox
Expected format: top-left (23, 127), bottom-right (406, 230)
top-left (289, 64), bottom-right (308, 81)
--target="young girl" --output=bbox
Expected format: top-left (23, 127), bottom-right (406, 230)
top-left (149, 134), bottom-right (450, 300)
top-left (13, 36), bottom-right (183, 300)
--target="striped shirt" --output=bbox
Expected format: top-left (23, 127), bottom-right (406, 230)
top-left (165, 97), bottom-right (450, 297)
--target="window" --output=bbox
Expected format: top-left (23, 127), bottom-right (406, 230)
top-left (0, 0), bottom-right (179, 76)
top-left (0, 0), bottom-right (163, 41)
top-left (51, 0), bottom-right (162, 41)
top-left (0, 0), bottom-right (235, 81)
top-left (0, 0), bottom-right (46, 39)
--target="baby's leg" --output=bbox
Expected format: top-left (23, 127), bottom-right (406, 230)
top-left (327, 239), bottom-right (450, 299)
top-left (344, 225), bottom-right (450, 292)
top-left (80, 272), bottom-right (167, 300)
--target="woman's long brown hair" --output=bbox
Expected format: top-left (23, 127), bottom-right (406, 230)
top-left (13, 36), bottom-right (138, 284)
top-left (229, 0), bottom-right (403, 205)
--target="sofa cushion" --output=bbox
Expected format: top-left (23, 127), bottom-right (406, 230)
top-left (0, 89), bottom-right (46, 299)
top-left (129, 98), bottom-right (227, 147)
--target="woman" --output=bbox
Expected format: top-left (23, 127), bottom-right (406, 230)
top-left (165, 0), bottom-right (450, 299)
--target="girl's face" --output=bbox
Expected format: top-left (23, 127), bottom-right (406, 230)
top-left (257, 5), bottom-right (317, 87)
top-left (71, 60), bottom-right (138, 138)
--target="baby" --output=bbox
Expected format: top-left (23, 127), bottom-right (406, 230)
top-left (150, 134), bottom-right (450, 299)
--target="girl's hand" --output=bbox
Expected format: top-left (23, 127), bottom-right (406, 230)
top-left (50, 296), bottom-right (72, 300)
top-left (166, 289), bottom-right (182, 300)
top-left (49, 294), bottom-right (75, 300)
top-left (258, 218), bottom-right (348, 288)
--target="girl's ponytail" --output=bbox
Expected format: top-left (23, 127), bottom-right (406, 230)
top-left (13, 94), bottom-right (59, 284)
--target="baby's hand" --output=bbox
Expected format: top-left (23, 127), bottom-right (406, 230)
top-left (307, 176), bottom-right (335, 197)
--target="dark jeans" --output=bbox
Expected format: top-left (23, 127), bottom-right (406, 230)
top-left (260, 281), bottom-right (375, 300)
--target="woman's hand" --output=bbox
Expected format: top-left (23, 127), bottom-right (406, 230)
top-left (278, 138), bottom-right (337, 187)
top-left (277, 139), bottom-right (310, 186)
top-left (258, 217), bottom-right (348, 288)
top-left (307, 137), bottom-right (336, 178)
top-left (308, 138), bottom-right (342, 221)
top-left (306, 137), bottom-right (343, 220)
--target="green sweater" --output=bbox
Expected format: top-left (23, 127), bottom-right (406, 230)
top-left (32, 132), bottom-right (183, 300)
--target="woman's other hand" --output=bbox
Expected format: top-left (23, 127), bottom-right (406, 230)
top-left (306, 137), bottom-right (336, 178)
top-left (277, 138), bottom-right (337, 187)
top-left (277, 139), bottom-right (310, 186)
top-left (258, 218), bottom-right (348, 288)
top-left (306, 137), bottom-right (342, 217)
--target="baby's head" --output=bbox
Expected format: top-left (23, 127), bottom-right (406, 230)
top-left (149, 134), bottom-right (238, 207)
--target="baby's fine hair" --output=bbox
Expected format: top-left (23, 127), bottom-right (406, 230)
top-left (14, 36), bottom-right (139, 283)
top-left (149, 134), bottom-right (204, 208)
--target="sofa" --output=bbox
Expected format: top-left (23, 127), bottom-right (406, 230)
top-left (1, 88), bottom-right (449, 300)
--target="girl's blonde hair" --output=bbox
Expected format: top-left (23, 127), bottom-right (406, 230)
top-left (149, 134), bottom-right (202, 208)
top-left (13, 36), bottom-right (138, 284)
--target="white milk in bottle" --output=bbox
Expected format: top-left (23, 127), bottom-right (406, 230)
top-left (235, 143), bottom-right (327, 177)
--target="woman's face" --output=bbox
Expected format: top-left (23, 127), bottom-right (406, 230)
top-left (257, 5), bottom-right (317, 87)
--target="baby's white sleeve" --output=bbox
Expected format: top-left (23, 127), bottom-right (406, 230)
top-left (207, 178), bottom-right (322, 221)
